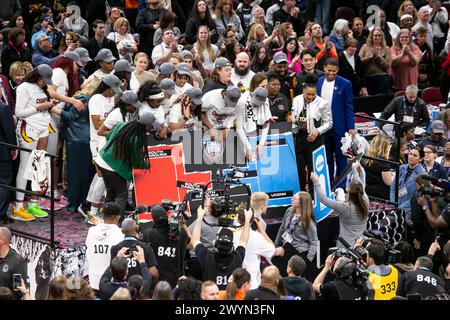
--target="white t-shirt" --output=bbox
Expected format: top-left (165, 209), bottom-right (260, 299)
top-left (202, 88), bottom-right (239, 129)
top-left (233, 228), bottom-right (275, 289)
top-left (15, 82), bottom-right (51, 135)
top-left (50, 67), bottom-right (69, 129)
top-left (231, 69), bottom-right (255, 92)
top-left (321, 79), bottom-right (335, 108)
top-left (85, 223), bottom-right (124, 290)
top-left (168, 102), bottom-right (202, 130)
top-left (139, 101), bottom-right (166, 125)
top-left (89, 94), bottom-right (115, 158)
top-left (195, 44), bottom-right (219, 71)
top-left (103, 108), bottom-right (126, 130)
top-left (107, 32), bottom-right (136, 62)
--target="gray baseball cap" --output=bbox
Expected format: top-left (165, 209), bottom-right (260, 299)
top-left (273, 52), bottom-right (288, 64)
top-left (121, 90), bottom-right (141, 109)
top-left (186, 87), bottom-right (203, 106)
top-left (36, 64), bottom-right (53, 85)
top-left (175, 62), bottom-right (191, 76)
top-left (214, 57), bottom-right (232, 69)
top-left (103, 74), bottom-right (122, 94)
top-left (138, 111), bottom-right (161, 132)
top-left (251, 87), bottom-right (268, 107)
top-left (159, 62), bottom-right (175, 75)
top-left (94, 48), bottom-right (116, 62)
top-left (64, 51), bottom-right (80, 63)
top-left (115, 59), bottom-right (135, 73)
top-left (224, 86), bottom-right (241, 108)
top-left (181, 50), bottom-right (193, 60)
top-left (431, 120), bottom-right (445, 134)
top-left (160, 78), bottom-right (176, 96)
top-left (74, 47), bottom-right (92, 63)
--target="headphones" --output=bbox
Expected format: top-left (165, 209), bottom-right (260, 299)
top-left (332, 258), bottom-right (355, 279)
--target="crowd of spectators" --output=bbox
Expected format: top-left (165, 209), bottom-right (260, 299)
top-left (0, 0), bottom-right (449, 301)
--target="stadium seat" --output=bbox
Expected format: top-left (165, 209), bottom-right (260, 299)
top-left (421, 87), bottom-right (443, 106)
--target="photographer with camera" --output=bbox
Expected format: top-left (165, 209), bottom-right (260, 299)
top-left (99, 245), bottom-right (152, 300)
top-left (191, 206), bottom-right (252, 290)
top-left (364, 239), bottom-right (402, 300)
top-left (111, 218), bottom-right (159, 285)
top-left (313, 253), bottom-right (370, 300)
top-left (398, 255), bottom-right (446, 299)
top-left (143, 205), bottom-right (190, 289)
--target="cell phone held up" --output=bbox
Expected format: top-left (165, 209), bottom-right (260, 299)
top-left (127, 245), bottom-right (138, 255)
top-left (13, 274), bottom-right (22, 289)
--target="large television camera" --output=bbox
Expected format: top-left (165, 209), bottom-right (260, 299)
top-left (161, 199), bottom-right (190, 241)
top-left (201, 166), bottom-right (252, 228)
top-left (418, 175), bottom-right (450, 200)
top-left (362, 230), bottom-right (402, 264)
top-left (328, 237), bottom-right (370, 287)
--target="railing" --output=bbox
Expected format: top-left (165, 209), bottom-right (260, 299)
top-left (0, 141), bottom-right (59, 248)
top-left (355, 113), bottom-right (402, 204)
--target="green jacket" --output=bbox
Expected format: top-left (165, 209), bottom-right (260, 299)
top-left (99, 122), bottom-right (149, 181)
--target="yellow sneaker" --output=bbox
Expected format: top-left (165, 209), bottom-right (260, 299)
top-left (12, 207), bottom-right (36, 221)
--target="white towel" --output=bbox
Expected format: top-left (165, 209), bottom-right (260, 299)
top-left (23, 150), bottom-right (51, 193)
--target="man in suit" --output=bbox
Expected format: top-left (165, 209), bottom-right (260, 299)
top-left (0, 101), bottom-right (17, 224)
top-left (338, 39), bottom-right (368, 97)
top-left (317, 58), bottom-right (355, 188)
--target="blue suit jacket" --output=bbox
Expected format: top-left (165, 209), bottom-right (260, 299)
top-left (317, 75), bottom-right (355, 137)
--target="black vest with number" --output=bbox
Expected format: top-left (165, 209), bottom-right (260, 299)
top-left (332, 279), bottom-right (364, 300)
top-left (143, 227), bottom-right (186, 288)
top-left (204, 248), bottom-right (245, 290)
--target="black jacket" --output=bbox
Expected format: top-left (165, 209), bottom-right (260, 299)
top-left (244, 286), bottom-right (280, 300)
top-left (282, 276), bottom-right (315, 300)
top-left (1, 42), bottom-right (32, 78)
top-left (135, 7), bottom-right (168, 55)
top-left (99, 261), bottom-right (152, 300)
top-left (0, 101), bottom-right (17, 161)
top-left (338, 51), bottom-right (365, 96)
top-left (84, 37), bottom-right (120, 76)
top-left (272, 8), bottom-right (305, 35)
top-left (185, 17), bottom-right (217, 45)
top-left (398, 268), bottom-right (446, 299)
top-left (202, 80), bottom-right (227, 95)
top-left (379, 96), bottom-right (430, 130)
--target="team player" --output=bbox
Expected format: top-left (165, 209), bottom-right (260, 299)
top-left (85, 74), bottom-right (122, 224)
top-left (201, 85), bottom-right (242, 141)
top-left (85, 202), bottom-right (124, 292)
top-left (13, 65), bottom-right (56, 221)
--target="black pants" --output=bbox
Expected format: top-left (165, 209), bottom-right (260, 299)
top-left (98, 167), bottom-right (128, 218)
top-left (66, 142), bottom-right (94, 212)
top-left (295, 131), bottom-right (323, 193)
top-left (0, 160), bottom-right (12, 218)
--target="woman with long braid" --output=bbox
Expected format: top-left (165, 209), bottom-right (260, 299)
top-left (95, 112), bottom-right (161, 218)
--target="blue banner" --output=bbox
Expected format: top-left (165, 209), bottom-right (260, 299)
top-left (223, 132), bottom-right (300, 207)
top-left (312, 145), bottom-right (334, 222)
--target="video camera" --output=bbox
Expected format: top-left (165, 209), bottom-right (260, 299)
top-left (328, 237), bottom-right (370, 286)
top-left (418, 175), bottom-right (450, 200)
top-left (162, 199), bottom-right (189, 241)
top-left (201, 166), bottom-right (252, 228)
top-left (362, 230), bottom-right (402, 264)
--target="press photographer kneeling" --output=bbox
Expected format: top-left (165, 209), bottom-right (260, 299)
top-left (312, 250), bottom-right (370, 300)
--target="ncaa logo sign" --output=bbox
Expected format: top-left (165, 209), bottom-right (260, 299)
top-left (315, 154), bottom-right (325, 172)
